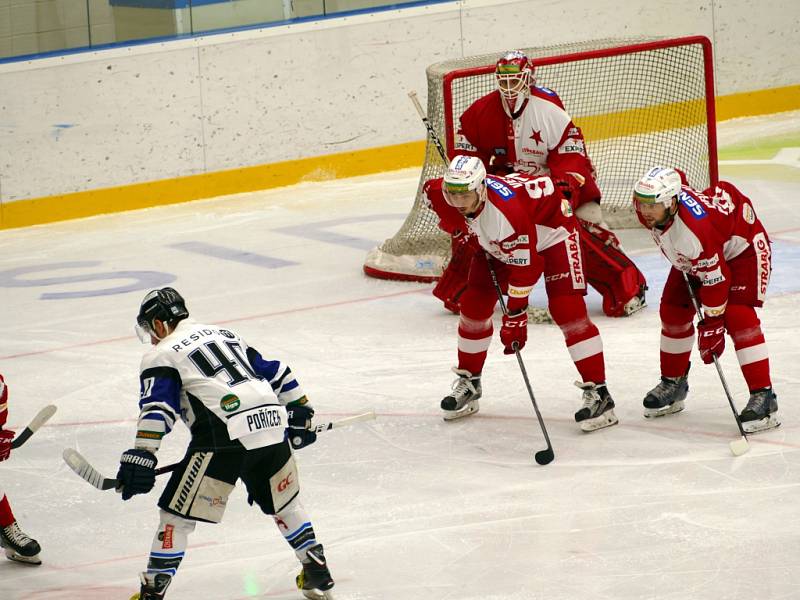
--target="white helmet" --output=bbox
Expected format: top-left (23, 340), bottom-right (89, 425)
top-left (633, 167), bottom-right (682, 206)
top-left (443, 155), bottom-right (488, 211)
top-left (444, 155), bottom-right (487, 193)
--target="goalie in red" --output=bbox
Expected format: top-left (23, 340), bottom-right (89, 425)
top-left (435, 50), bottom-right (647, 319)
top-left (0, 374), bottom-right (42, 565)
top-left (426, 155), bottom-right (619, 432)
top-left (632, 167), bottom-right (779, 432)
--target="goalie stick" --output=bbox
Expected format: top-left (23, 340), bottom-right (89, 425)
top-left (682, 272), bottom-right (750, 456)
top-left (10, 405), bottom-right (57, 450)
top-left (410, 90), bottom-right (555, 466)
top-left (63, 412), bottom-right (378, 491)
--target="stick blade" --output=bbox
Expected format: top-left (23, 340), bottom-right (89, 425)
top-left (730, 436), bottom-right (750, 456)
top-left (62, 448), bottom-right (117, 490)
top-left (28, 405), bottom-right (57, 432)
top-left (534, 448), bottom-right (555, 465)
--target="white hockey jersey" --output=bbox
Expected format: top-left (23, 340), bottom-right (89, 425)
top-left (135, 319), bottom-right (305, 452)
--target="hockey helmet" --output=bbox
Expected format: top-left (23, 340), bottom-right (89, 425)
top-left (632, 167), bottom-right (682, 227)
top-left (495, 51), bottom-right (534, 113)
top-left (135, 287), bottom-right (189, 342)
top-left (443, 155), bottom-right (487, 212)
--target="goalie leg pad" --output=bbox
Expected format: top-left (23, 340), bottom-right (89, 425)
top-left (578, 219), bottom-right (648, 317)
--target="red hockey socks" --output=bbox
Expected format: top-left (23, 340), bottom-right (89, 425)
top-left (659, 302), bottom-right (695, 378)
top-left (726, 304), bottom-right (772, 391)
top-left (549, 295), bottom-right (605, 383)
top-left (457, 314), bottom-right (493, 376)
top-left (0, 494), bottom-right (14, 527)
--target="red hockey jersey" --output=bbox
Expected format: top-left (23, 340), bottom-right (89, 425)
top-left (649, 181), bottom-right (771, 316)
top-left (455, 87), bottom-right (600, 206)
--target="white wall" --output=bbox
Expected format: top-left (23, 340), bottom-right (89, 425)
top-left (0, 0), bottom-right (798, 203)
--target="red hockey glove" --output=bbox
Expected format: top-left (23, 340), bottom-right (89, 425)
top-left (697, 316), bottom-right (725, 364)
top-left (500, 309), bottom-right (528, 355)
top-left (0, 429), bottom-right (15, 462)
top-left (433, 232), bottom-right (477, 314)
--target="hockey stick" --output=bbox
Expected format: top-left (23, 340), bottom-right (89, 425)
top-left (10, 405), bottom-right (57, 450)
top-left (486, 259), bottom-right (555, 466)
top-left (682, 272), bottom-right (750, 456)
top-left (62, 412), bottom-right (378, 491)
top-left (409, 91), bottom-right (448, 163)
top-left (411, 90), bottom-right (554, 465)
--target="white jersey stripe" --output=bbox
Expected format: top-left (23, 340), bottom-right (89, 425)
top-left (736, 343), bottom-right (769, 366)
top-left (660, 334), bottom-right (695, 354)
top-left (567, 335), bottom-right (602, 363)
top-left (458, 335), bottom-right (493, 354)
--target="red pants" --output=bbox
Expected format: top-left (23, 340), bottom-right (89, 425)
top-left (457, 240), bottom-right (605, 384)
top-left (658, 246), bottom-right (772, 390)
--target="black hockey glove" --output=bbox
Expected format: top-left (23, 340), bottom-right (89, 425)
top-left (116, 448), bottom-right (158, 500)
top-left (286, 402), bottom-right (317, 450)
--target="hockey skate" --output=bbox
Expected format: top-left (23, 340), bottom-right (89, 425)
top-left (739, 388), bottom-right (780, 434)
top-left (129, 572), bottom-right (173, 600)
top-left (622, 290), bottom-right (647, 316)
top-left (643, 368), bottom-right (689, 418)
top-left (574, 381), bottom-right (618, 432)
top-left (297, 543), bottom-right (335, 600)
top-left (0, 521), bottom-right (41, 565)
top-left (441, 368), bottom-right (481, 420)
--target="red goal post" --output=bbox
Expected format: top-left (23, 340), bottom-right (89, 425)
top-left (364, 36), bottom-right (717, 282)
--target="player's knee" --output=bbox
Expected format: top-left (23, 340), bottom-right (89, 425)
top-left (724, 304), bottom-right (762, 344)
top-left (458, 314), bottom-right (492, 333)
top-left (548, 295), bottom-right (592, 335)
top-left (158, 509), bottom-right (196, 536)
top-left (659, 302), bottom-right (694, 327)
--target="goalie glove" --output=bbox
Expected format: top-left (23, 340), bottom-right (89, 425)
top-left (286, 399), bottom-right (317, 450)
top-left (116, 448), bottom-right (157, 500)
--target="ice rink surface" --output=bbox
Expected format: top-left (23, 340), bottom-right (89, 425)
top-left (1, 113), bottom-right (800, 599)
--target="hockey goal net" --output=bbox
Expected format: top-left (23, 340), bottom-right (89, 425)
top-left (364, 36), bottom-right (717, 282)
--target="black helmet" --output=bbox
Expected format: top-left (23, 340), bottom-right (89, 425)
top-left (136, 287), bottom-right (189, 333)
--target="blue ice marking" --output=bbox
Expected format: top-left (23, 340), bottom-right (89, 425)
top-left (274, 214), bottom-right (407, 251)
top-left (169, 242), bottom-right (298, 269)
top-left (0, 261), bottom-right (174, 299)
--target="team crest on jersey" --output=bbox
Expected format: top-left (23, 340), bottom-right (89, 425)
top-left (486, 177), bottom-right (515, 200)
top-left (679, 191), bottom-right (707, 219)
top-left (561, 198), bottom-right (573, 217)
top-left (743, 203), bottom-right (756, 224)
top-left (220, 394), bottom-right (240, 412)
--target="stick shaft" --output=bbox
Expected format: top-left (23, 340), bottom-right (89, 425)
top-left (682, 272), bottom-right (748, 439)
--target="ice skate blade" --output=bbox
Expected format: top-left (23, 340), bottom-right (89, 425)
top-left (742, 413), bottom-right (781, 434)
top-left (442, 399), bottom-right (480, 421)
top-left (643, 400), bottom-right (685, 419)
top-left (302, 589), bottom-right (335, 600)
top-left (3, 548), bottom-right (41, 565)
top-left (580, 409), bottom-right (619, 432)
top-left (623, 296), bottom-right (647, 316)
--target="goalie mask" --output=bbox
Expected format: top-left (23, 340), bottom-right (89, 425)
top-left (632, 167), bottom-right (682, 229)
top-left (135, 287), bottom-right (189, 343)
top-left (496, 51), bottom-right (534, 115)
top-left (443, 155), bottom-right (488, 215)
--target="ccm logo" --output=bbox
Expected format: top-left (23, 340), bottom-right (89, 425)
top-left (277, 474), bottom-right (294, 493)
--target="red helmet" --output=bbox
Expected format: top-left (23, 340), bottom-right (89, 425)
top-left (495, 51), bottom-right (534, 113)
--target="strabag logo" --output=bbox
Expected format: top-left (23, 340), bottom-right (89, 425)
top-left (567, 230), bottom-right (585, 287)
